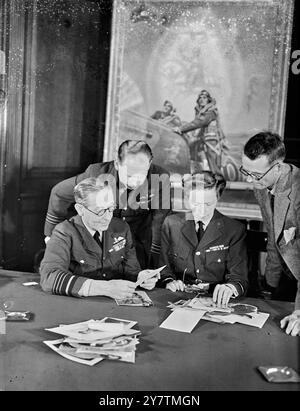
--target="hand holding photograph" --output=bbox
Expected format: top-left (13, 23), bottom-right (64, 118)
top-left (115, 290), bottom-right (153, 306)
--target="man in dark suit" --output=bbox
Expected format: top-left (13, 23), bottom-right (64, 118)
top-left (241, 131), bottom-right (300, 336)
top-left (44, 140), bottom-right (170, 269)
top-left (40, 177), bottom-right (158, 298)
top-left (159, 172), bottom-right (248, 306)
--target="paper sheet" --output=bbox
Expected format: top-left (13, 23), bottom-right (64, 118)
top-left (159, 308), bottom-right (206, 333)
top-left (135, 265), bottom-right (166, 287)
top-left (46, 318), bottom-right (137, 342)
top-left (203, 312), bottom-right (270, 328)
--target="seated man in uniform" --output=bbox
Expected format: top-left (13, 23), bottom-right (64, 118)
top-left (44, 140), bottom-right (170, 269)
top-left (40, 178), bottom-right (158, 299)
top-left (159, 171), bottom-right (248, 306)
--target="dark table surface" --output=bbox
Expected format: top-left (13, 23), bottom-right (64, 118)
top-left (0, 269), bottom-right (299, 391)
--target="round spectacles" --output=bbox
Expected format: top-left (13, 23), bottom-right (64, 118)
top-left (239, 162), bottom-right (279, 181)
top-left (83, 205), bottom-right (116, 217)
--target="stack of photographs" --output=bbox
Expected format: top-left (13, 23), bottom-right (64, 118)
top-left (44, 317), bottom-right (141, 366)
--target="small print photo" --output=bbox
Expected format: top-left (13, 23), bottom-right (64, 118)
top-left (43, 338), bottom-right (104, 366)
top-left (115, 291), bottom-right (153, 307)
top-left (188, 296), bottom-right (231, 313)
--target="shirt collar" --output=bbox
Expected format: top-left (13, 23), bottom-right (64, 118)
top-left (81, 218), bottom-right (102, 240)
top-left (267, 169), bottom-right (282, 195)
top-left (194, 213), bottom-right (214, 231)
top-left (268, 185), bottom-right (276, 196)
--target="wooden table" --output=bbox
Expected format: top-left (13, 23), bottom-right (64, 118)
top-left (0, 270), bottom-right (299, 391)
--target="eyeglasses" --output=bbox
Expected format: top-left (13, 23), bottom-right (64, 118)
top-left (239, 162), bottom-right (279, 181)
top-left (83, 205), bottom-right (116, 217)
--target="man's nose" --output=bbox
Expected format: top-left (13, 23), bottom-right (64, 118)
top-left (196, 204), bottom-right (205, 213)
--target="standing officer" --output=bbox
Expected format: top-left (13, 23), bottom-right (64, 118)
top-left (241, 131), bottom-right (300, 336)
top-left (44, 140), bottom-right (171, 269)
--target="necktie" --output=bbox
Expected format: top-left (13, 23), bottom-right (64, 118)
top-left (196, 221), bottom-right (204, 243)
top-left (93, 231), bottom-right (102, 248)
top-left (269, 193), bottom-right (275, 214)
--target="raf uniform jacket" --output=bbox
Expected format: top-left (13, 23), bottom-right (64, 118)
top-left (254, 163), bottom-right (300, 310)
top-left (40, 215), bottom-right (141, 297)
top-left (44, 161), bottom-right (170, 269)
top-left (159, 211), bottom-right (248, 296)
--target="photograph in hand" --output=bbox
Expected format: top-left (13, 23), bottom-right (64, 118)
top-left (115, 291), bottom-right (153, 307)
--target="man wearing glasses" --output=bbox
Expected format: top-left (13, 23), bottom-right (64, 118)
top-left (241, 132), bottom-right (300, 336)
top-left (44, 140), bottom-right (170, 269)
top-left (40, 178), bottom-right (158, 298)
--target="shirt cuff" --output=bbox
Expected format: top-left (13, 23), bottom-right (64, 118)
top-left (78, 279), bottom-right (93, 297)
top-left (225, 283), bottom-right (239, 298)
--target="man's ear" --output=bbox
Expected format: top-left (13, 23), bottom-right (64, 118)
top-left (114, 158), bottom-right (119, 171)
top-left (74, 203), bottom-right (83, 216)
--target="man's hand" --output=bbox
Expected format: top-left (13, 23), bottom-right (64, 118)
top-left (44, 236), bottom-right (50, 245)
top-left (212, 284), bottom-right (234, 307)
top-left (166, 280), bottom-right (185, 292)
top-left (280, 310), bottom-right (300, 336)
top-left (137, 269), bottom-right (159, 290)
top-left (103, 280), bottom-right (136, 300)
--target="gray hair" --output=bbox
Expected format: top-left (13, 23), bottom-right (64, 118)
top-left (74, 177), bottom-right (110, 207)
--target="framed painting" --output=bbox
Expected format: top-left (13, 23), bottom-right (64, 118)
top-left (103, 0), bottom-right (294, 218)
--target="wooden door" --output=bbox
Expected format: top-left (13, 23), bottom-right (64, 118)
top-left (0, 0), bottom-right (111, 271)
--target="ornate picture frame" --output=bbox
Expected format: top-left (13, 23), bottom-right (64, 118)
top-left (103, 0), bottom-right (294, 218)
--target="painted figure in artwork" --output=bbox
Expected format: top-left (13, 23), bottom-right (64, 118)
top-left (151, 100), bottom-right (182, 128)
top-left (173, 90), bottom-right (229, 174)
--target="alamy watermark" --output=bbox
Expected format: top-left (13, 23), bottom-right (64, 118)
top-left (96, 172), bottom-right (206, 219)
top-left (291, 50), bottom-right (300, 75)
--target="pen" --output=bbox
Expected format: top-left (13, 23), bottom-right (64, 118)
top-left (182, 268), bottom-right (187, 284)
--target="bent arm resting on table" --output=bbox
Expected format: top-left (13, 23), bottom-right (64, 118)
top-left (40, 228), bottom-right (90, 297)
top-left (223, 224), bottom-right (248, 297)
top-left (40, 227), bottom-right (135, 298)
top-left (40, 223), bottom-right (156, 298)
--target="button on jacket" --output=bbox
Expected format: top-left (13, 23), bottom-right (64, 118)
top-left (40, 215), bottom-right (141, 297)
top-left (44, 161), bottom-right (170, 268)
top-left (159, 211), bottom-right (248, 296)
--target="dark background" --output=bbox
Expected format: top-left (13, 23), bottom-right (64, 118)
top-left (284, 0), bottom-right (300, 166)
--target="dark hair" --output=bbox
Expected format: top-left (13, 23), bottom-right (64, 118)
top-left (183, 171), bottom-right (226, 199)
top-left (118, 140), bottom-right (153, 163)
top-left (243, 131), bottom-right (285, 164)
